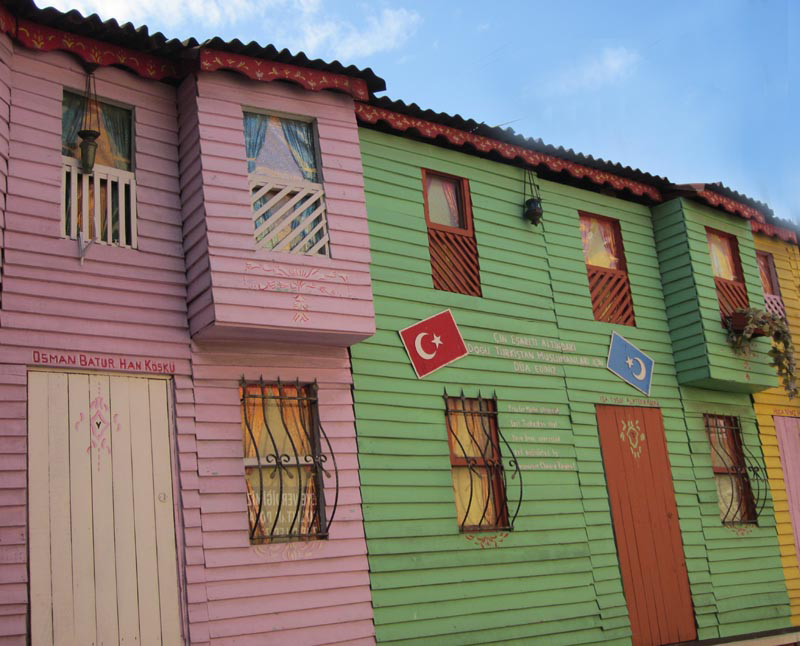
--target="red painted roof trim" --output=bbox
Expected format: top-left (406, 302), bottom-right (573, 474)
top-left (14, 19), bottom-right (179, 80)
top-left (199, 49), bottom-right (370, 100)
top-left (751, 220), bottom-right (798, 244)
top-left (355, 102), bottom-right (662, 201)
top-left (0, 5), bottom-right (15, 37)
top-left (696, 189), bottom-right (765, 223)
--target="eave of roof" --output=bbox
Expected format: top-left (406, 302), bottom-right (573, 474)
top-left (1, 0), bottom-right (386, 92)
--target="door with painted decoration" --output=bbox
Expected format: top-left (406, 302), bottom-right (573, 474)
top-left (596, 405), bottom-right (695, 646)
top-left (28, 372), bottom-right (183, 645)
top-left (775, 416), bottom-right (800, 573)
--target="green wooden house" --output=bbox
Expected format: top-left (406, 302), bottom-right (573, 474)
top-left (350, 99), bottom-right (796, 645)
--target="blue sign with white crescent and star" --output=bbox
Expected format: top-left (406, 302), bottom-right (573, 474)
top-left (606, 332), bottom-right (655, 396)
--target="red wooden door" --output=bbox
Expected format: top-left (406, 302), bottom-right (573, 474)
top-left (596, 405), bottom-right (696, 645)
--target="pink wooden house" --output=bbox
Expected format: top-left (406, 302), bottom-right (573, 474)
top-left (0, 2), bottom-right (380, 644)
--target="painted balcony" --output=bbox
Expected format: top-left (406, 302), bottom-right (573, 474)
top-left (653, 198), bottom-right (775, 392)
top-left (178, 72), bottom-right (375, 346)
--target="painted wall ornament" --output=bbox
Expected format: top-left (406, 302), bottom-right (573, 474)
top-left (606, 332), bottom-right (655, 396)
top-left (398, 310), bottom-right (469, 378)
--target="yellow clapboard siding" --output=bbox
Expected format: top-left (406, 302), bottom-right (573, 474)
top-left (753, 233), bottom-right (800, 625)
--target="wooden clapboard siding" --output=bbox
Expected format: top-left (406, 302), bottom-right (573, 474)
top-left (0, 33), bottom-right (10, 306)
top-left (0, 44), bottom-right (194, 644)
top-left (751, 233), bottom-right (800, 625)
top-left (353, 126), bottom-right (792, 644)
top-left (186, 72), bottom-right (375, 344)
top-left (652, 198), bottom-right (774, 391)
top-left (355, 128), bottom-right (618, 645)
top-left (186, 342), bottom-right (374, 644)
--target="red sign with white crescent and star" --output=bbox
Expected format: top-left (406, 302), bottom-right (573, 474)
top-left (398, 310), bottom-right (469, 378)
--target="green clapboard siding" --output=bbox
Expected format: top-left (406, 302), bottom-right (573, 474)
top-left (352, 127), bottom-right (791, 644)
top-left (652, 198), bottom-right (775, 391)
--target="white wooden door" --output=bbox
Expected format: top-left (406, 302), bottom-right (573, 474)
top-left (28, 372), bottom-right (183, 646)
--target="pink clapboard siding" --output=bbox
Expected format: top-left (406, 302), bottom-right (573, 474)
top-left (776, 416), bottom-right (800, 575)
top-left (0, 44), bottom-right (193, 644)
top-left (0, 34), bottom-right (9, 303)
top-left (187, 342), bottom-right (375, 645)
top-left (0, 37), bottom-right (376, 645)
top-left (185, 71), bottom-right (375, 345)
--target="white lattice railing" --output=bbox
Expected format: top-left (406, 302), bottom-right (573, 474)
top-left (61, 156), bottom-right (137, 247)
top-left (765, 293), bottom-right (786, 319)
top-left (249, 173), bottom-right (330, 256)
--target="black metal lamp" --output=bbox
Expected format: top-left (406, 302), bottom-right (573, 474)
top-left (522, 168), bottom-right (543, 226)
top-left (77, 69), bottom-right (100, 173)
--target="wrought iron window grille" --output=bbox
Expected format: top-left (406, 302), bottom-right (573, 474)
top-left (240, 378), bottom-right (339, 543)
top-left (443, 390), bottom-right (522, 532)
top-left (704, 414), bottom-right (767, 526)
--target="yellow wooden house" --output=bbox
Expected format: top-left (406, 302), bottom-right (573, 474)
top-left (751, 219), bottom-right (800, 624)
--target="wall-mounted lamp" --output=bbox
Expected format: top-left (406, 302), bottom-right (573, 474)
top-left (77, 69), bottom-right (100, 173)
top-left (522, 168), bottom-right (544, 226)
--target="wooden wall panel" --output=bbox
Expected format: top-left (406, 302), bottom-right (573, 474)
top-left (752, 233), bottom-right (800, 625)
top-left (353, 126), bottom-right (792, 644)
top-left (187, 342), bottom-right (375, 645)
top-left (189, 72), bottom-right (375, 344)
top-left (0, 44), bottom-right (194, 644)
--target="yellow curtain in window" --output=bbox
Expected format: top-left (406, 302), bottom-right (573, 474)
top-left (451, 467), bottom-right (496, 527)
top-left (241, 384), bottom-right (312, 459)
top-left (706, 231), bottom-right (737, 281)
top-left (580, 216), bottom-right (619, 268)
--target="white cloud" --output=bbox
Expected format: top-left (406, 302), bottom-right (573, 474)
top-left (44, 0), bottom-right (420, 60)
top-left (546, 46), bottom-right (640, 95)
top-left (287, 8), bottom-right (421, 60)
top-left (46, 0), bottom-right (266, 30)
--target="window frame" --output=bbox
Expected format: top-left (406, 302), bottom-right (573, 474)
top-left (578, 211), bottom-right (628, 273)
top-left (703, 414), bottom-right (757, 525)
top-left (444, 395), bottom-right (510, 532)
top-left (422, 168), bottom-right (474, 237)
top-left (239, 379), bottom-right (338, 544)
top-left (705, 227), bottom-right (746, 283)
top-left (756, 250), bottom-right (782, 297)
top-left (241, 107), bottom-right (324, 183)
top-left (578, 211), bottom-right (635, 326)
top-left (61, 88), bottom-right (138, 247)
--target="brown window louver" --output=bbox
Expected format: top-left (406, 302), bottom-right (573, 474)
top-left (422, 169), bottom-right (482, 297)
top-left (706, 228), bottom-right (749, 321)
top-left (579, 212), bottom-right (635, 325)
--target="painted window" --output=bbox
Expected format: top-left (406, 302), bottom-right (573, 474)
top-left (757, 252), bottom-right (779, 295)
top-left (243, 111), bottom-right (329, 256)
top-left (422, 169), bottom-right (481, 296)
top-left (445, 396), bottom-right (509, 531)
top-left (706, 228), bottom-right (748, 319)
top-left (61, 90), bottom-right (137, 247)
top-left (704, 415), bottom-right (757, 525)
top-left (579, 212), bottom-right (635, 325)
top-left (240, 380), bottom-right (338, 543)
top-left (757, 251), bottom-right (786, 318)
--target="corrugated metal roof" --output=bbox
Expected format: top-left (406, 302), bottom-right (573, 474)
top-left (365, 96), bottom-right (673, 190)
top-left (5, 0), bottom-right (386, 91)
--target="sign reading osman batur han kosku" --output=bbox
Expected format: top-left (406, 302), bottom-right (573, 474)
top-left (399, 310), bottom-right (469, 378)
top-left (606, 332), bottom-right (655, 396)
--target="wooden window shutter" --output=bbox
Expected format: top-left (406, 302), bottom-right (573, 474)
top-left (706, 228), bottom-right (748, 320)
top-left (579, 212), bottom-right (635, 325)
top-left (423, 169), bottom-right (482, 297)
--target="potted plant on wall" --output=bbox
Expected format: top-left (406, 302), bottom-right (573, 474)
top-left (726, 307), bottom-right (797, 398)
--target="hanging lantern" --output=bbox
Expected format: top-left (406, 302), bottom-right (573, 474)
top-left (522, 168), bottom-right (544, 226)
top-left (77, 69), bottom-right (101, 173)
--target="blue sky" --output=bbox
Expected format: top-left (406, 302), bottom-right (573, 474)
top-left (49, 0), bottom-right (798, 222)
